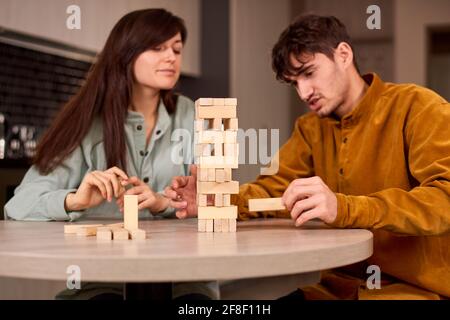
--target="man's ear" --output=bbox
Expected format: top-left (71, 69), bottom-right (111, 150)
top-left (335, 42), bottom-right (353, 69)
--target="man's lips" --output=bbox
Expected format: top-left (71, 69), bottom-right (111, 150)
top-left (308, 98), bottom-right (321, 110)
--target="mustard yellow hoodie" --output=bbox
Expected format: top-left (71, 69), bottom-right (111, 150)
top-left (234, 73), bottom-right (450, 299)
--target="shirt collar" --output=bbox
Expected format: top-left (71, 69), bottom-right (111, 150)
top-left (126, 98), bottom-right (171, 138)
top-left (325, 73), bottom-right (385, 126)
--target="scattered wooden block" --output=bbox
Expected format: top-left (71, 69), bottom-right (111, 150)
top-left (198, 194), bottom-right (207, 206)
top-left (224, 118), bottom-right (238, 130)
top-left (224, 98), bottom-right (237, 106)
top-left (76, 226), bottom-right (98, 237)
top-left (105, 223), bottom-right (124, 228)
top-left (229, 219), bottom-right (237, 232)
top-left (112, 228), bottom-right (129, 240)
top-left (129, 229), bottom-right (146, 240)
top-left (197, 106), bottom-right (236, 119)
top-left (248, 197), bottom-right (286, 212)
top-left (221, 219), bottom-right (229, 232)
top-left (223, 194), bottom-right (231, 206)
top-left (215, 169), bottom-right (225, 183)
top-left (64, 224), bottom-right (103, 234)
top-left (124, 195), bottom-right (139, 230)
top-left (214, 219), bottom-right (222, 232)
top-left (197, 181), bottom-right (239, 194)
top-left (198, 219), bottom-right (207, 232)
top-left (96, 227), bottom-right (112, 240)
top-left (205, 219), bottom-right (214, 232)
top-left (198, 206), bottom-right (238, 219)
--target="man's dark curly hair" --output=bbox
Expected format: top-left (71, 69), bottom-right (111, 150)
top-left (272, 14), bottom-right (359, 84)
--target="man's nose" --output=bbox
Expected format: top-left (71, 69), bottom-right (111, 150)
top-left (296, 81), bottom-right (313, 101)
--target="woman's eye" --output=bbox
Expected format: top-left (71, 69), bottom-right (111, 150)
top-left (173, 47), bottom-right (182, 54)
top-left (305, 72), bottom-right (313, 77)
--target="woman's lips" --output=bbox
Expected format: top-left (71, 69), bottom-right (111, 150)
top-left (157, 69), bottom-right (176, 75)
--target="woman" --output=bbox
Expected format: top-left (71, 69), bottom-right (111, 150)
top-left (4, 8), bottom-right (217, 300)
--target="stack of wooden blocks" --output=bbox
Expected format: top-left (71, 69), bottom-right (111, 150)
top-left (64, 195), bottom-right (146, 240)
top-left (195, 98), bottom-right (239, 233)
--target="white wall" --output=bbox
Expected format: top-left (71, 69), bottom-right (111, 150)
top-left (0, 0), bottom-right (201, 76)
top-left (394, 0), bottom-right (450, 85)
top-left (230, 0), bottom-right (292, 183)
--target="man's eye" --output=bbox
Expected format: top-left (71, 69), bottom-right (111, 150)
top-left (305, 72), bottom-right (313, 77)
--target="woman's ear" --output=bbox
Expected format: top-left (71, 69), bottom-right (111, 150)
top-left (335, 42), bottom-right (354, 69)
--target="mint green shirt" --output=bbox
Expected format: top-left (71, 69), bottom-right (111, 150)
top-left (4, 95), bottom-right (194, 221)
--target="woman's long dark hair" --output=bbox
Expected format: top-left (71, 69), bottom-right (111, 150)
top-left (34, 9), bottom-right (187, 174)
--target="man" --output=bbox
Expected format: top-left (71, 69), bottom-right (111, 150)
top-left (165, 15), bottom-right (450, 299)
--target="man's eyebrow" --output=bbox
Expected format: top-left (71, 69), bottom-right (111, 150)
top-left (297, 64), bottom-right (314, 75)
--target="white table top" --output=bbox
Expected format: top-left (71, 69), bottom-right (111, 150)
top-left (0, 218), bottom-right (373, 282)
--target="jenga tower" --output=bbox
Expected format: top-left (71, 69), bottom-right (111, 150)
top-left (195, 98), bottom-right (239, 232)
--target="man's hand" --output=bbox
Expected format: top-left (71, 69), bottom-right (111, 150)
top-left (164, 164), bottom-right (198, 219)
top-left (282, 176), bottom-right (337, 226)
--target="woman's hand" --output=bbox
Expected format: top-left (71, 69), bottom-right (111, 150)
top-left (117, 176), bottom-right (170, 213)
top-left (65, 167), bottom-right (128, 212)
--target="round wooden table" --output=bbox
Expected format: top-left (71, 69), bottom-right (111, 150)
top-left (0, 218), bottom-right (373, 299)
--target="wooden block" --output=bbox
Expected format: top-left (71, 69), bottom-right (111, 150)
top-left (195, 144), bottom-right (212, 157)
top-left (198, 206), bottom-right (238, 219)
top-left (105, 223), bottom-right (124, 228)
top-left (214, 194), bottom-right (223, 206)
top-left (64, 224), bottom-right (103, 234)
top-left (205, 219), bottom-right (214, 232)
top-left (96, 227), bottom-right (112, 240)
top-left (112, 228), bottom-right (129, 240)
top-left (76, 226), bottom-right (98, 237)
top-left (223, 194), bottom-right (231, 206)
top-left (207, 168), bottom-right (216, 181)
top-left (248, 197), bottom-right (286, 212)
top-left (229, 219), bottom-right (237, 232)
top-left (224, 168), bottom-right (232, 181)
top-left (124, 195), bottom-right (138, 230)
top-left (215, 169), bottom-right (225, 183)
top-left (214, 219), bottom-right (222, 232)
top-left (197, 106), bottom-right (236, 119)
top-left (221, 219), bottom-right (229, 232)
top-left (224, 143), bottom-right (238, 157)
top-left (198, 167), bottom-right (208, 181)
top-left (129, 229), bottom-right (146, 240)
top-left (225, 98), bottom-right (237, 106)
top-left (197, 181), bottom-right (239, 194)
top-left (224, 118), bottom-right (238, 130)
top-left (213, 98), bottom-right (225, 105)
top-left (224, 131), bottom-right (237, 143)
top-left (197, 194), bottom-right (207, 206)
top-left (196, 98), bottom-right (213, 106)
top-left (198, 219), bottom-right (207, 232)
top-left (208, 118), bottom-right (222, 130)
top-left (195, 120), bottom-right (205, 131)
top-left (214, 143), bottom-right (223, 156)
top-left (198, 156), bottom-right (238, 168)
top-left (197, 130), bottom-right (224, 144)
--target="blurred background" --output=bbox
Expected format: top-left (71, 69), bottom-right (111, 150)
top-left (0, 0), bottom-right (449, 298)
